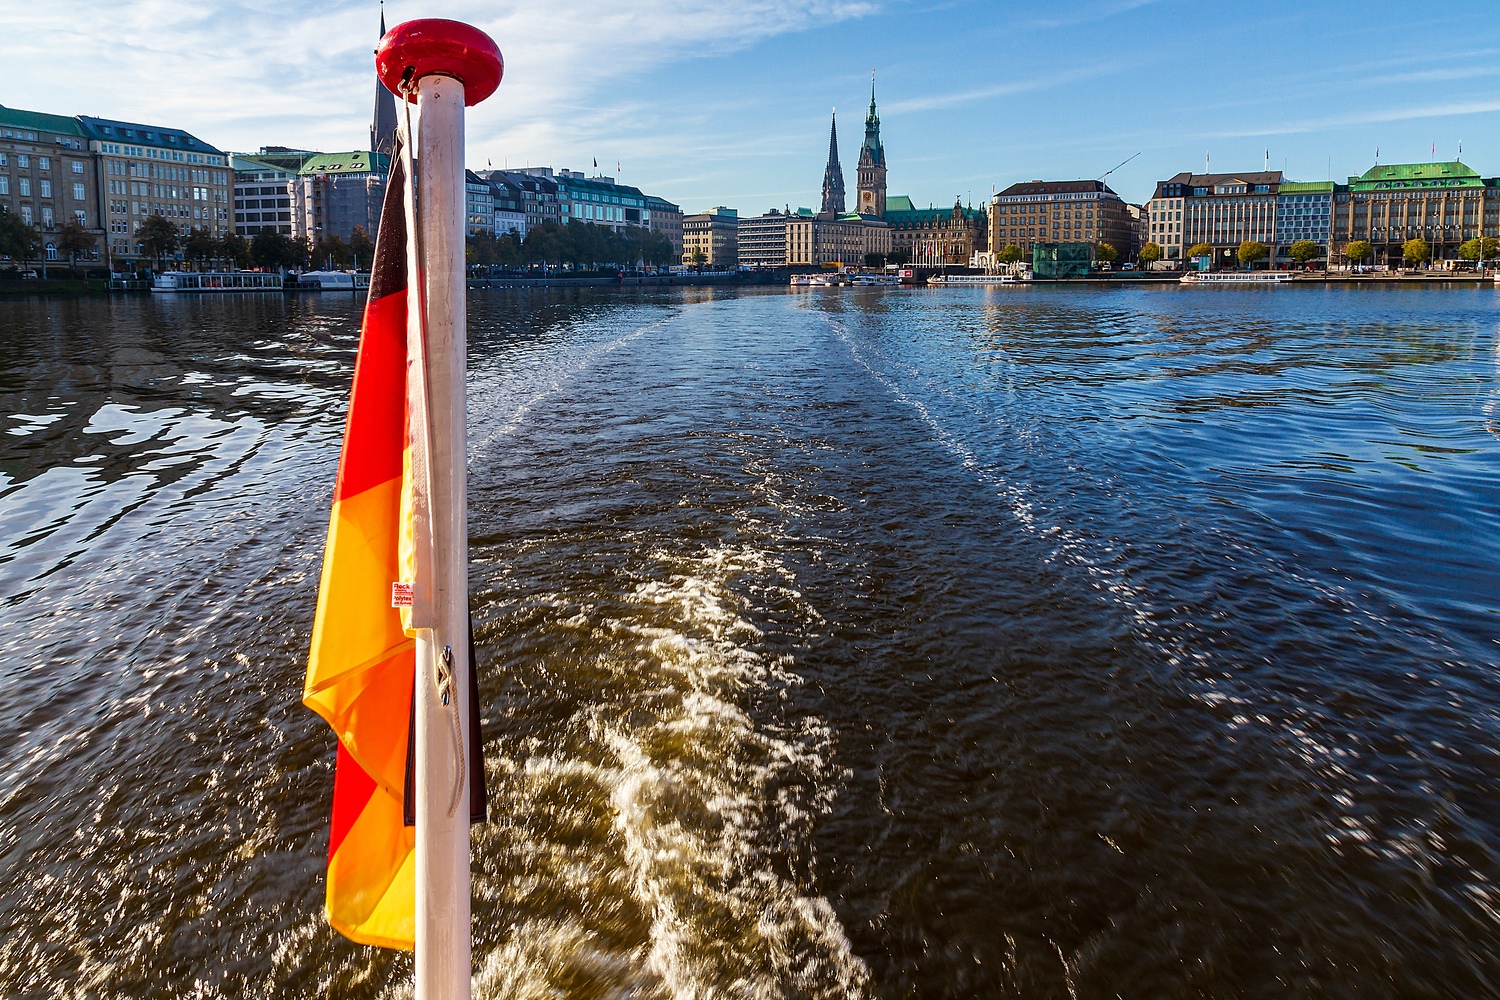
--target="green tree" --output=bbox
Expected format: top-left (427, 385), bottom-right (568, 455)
top-left (349, 225), bottom-right (375, 268)
top-left (1344, 240), bottom-right (1373, 268)
top-left (1096, 242), bottom-right (1119, 264)
top-left (137, 215), bottom-right (181, 269)
top-left (251, 229), bottom-right (300, 270)
top-left (997, 244), bottom-right (1025, 264)
top-left (1458, 237), bottom-right (1499, 262)
top-left (1288, 240), bottom-right (1321, 266)
top-left (888, 248), bottom-right (911, 266)
top-left (312, 235), bottom-right (352, 268)
top-left (863, 252), bottom-right (886, 268)
top-left (0, 206), bottom-right (42, 269)
top-left (1402, 238), bottom-right (1431, 267)
top-left (689, 246), bottom-right (705, 268)
top-left (57, 218), bottom-right (96, 265)
top-left (184, 227), bottom-right (218, 268)
top-left (1138, 242), bottom-right (1163, 267)
top-left (1186, 242), bottom-right (1212, 259)
top-left (219, 233), bottom-right (252, 269)
top-left (1237, 240), bottom-right (1269, 268)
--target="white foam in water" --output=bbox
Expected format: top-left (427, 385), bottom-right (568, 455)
top-left (453, 545), bottom-right (871, 1000)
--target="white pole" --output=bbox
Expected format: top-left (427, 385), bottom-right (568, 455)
top-left (408, 72), bottom-right (471, 1000)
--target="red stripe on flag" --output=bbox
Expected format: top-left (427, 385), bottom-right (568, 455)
top-left (329, 738), bottom-right (379, 861)
top-left (334, 289), bottom-right (408, 502)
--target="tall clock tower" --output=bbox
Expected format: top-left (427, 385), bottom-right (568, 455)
top-left (856, 77), bottom-right (886, 217)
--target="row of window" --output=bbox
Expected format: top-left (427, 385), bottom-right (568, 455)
top-left (0, 177), bottom-right (88, 201)
top-left (236, 212), bottom-right (292, 223)
top-left (236, 198), bottom-right (291, 210)
top-left (2, 203), bottom-right (87, 227)
top-left (0, 153), bottom-right (86, 173)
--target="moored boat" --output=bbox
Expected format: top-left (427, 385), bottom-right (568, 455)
top-left (1180, 271), bottom-right (1293, 285)
top-left (151, 271), bottom-right (284, 293)
top-left (289, 270), bottom-right (371, 291)
top-left (926, 274), bottom-right (1022, 286)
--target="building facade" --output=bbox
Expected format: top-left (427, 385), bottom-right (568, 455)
top-left (1275, 181), bottom-right (1334, 263)
top-left (885, 196), bottom-right (987, 265)
top-left (787, 213), bottom-right (865, 267)
top-left (1145, 178), bottom-right (1186, 260)
top-left (487, 174), bottom-right (526, 238)
top-left (554, 171), bottom-right (648, 232)
top-left (1157, 170), bottom-right (1282, 267)
top-left (80, 115), bottom-right (231, 264)
top-left (989, 180), bottom-right (1132, 256)
top-left (291, 151), bottom-right (389, 243)
top-left (466, 169), bottom-right (493, 236)
top-left (681, 207), bottom-right (738, 267)
top-left (855, 86), bottom-right (886, 218)
top-left (231, 153), bottom-right (296, 235)
top-left (645, 195), bottom-right (682, 256)
top-left (738, 209), bottom-right (793, 267)
top-left (0, 104), bottom-right (103, 263)
top-left (1332, 161), bottom-right (1499, 265)
top-left (482, 169), bottom-right (560, 234)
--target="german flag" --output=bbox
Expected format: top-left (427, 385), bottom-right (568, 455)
top-left (303, 145), bottom-right (484, 950)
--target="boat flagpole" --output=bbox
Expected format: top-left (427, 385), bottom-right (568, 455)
top-left (376, 21), bottom-right (502, 1000)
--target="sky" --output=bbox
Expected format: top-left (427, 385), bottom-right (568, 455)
top-left (5, 1), bottom-right (1500, 212)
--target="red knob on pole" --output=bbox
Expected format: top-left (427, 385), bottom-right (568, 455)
top-left (376, 19), bottom-right (503, 106)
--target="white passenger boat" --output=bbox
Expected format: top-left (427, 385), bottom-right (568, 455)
top-left (851, 273), bottom-right (902, 286)
top-left (926, 274), bottom-right (1022, 286)
top-left (1179, 271), bottom-right (1293, 285)
top-left (789, 273), bottom-right (816, 286)
top-left (151, 271), bottom-right (284, 293)
top-left (294, 270), bottom-right (371, 291)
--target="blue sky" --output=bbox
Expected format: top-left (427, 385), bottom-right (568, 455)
top-left (6, 1), bottom-right (1500, 212)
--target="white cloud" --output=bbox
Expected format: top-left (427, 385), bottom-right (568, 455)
top-left (1, 0), bottom-right (877, 169)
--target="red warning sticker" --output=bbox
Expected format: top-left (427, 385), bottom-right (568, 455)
top-left (391, 582), bottom-right (414, 608)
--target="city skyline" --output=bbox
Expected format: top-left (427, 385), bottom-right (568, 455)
top-left (6, 1), bottom-right (1500, 212)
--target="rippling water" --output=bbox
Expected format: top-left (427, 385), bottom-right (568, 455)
top-left (1, 285), bottom-right (1498, 998)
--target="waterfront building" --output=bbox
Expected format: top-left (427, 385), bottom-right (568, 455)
top-left (682, 207), bottom-right (738, 267)
top-left (1126, 203), bottom-right (1148, 259)
top-left (554, 170), bottom-right (649, 233)
top-left (989, 180), bottom-right (1131, 256)
top-left (739, 209), bottom-right (792, 268)
top-left (1145, 180), bottom-right (1186, 260)
top-left (645, 195), bottom-right (683, 257)
top-left (231, 153), bottom-right (298, 235)
top-left (885, 196), bottom-right (987, 266)
top-left (1332, 161), bottom-right (1500, 266)
top-left (1275, 181), bottom-right (1334, 264)
top-left (480, 168), bottom-right (560, 234)
top-left (487, 174), bottom-right (526, 238)
top-left (466, 169), bottom-right (493, 236)
top-left (1157, 170), bottom-right (1281, 268)
top-left (80, 115), bottom-right (232, 263)
top-left (855, 85), bottom-right (886, 218)
top-left (291, 150), bottom-right (389, 243)
top-left (820, 111), bottom-right (845, 216)
top-left (0, 104), bottom-right (103, 263)
top-left (783, 210), bottom-right (877, 268)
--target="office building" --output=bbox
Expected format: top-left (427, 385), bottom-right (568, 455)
top-left (0, 104), bottom-right (103, 262)
top-left (291, 151), bottom-right (390, 243)
top-left (645, 195), bottom-right (683, 256)
top-left (231, 153), bottom-right (298, 235)
top-left (989, 180), bottom-right (1132, 255)
top-left (682, 207), bottom-right (738, 267)
top-left (1275, 181), bottom-right (1334, 263)
top-left (466, 169), bottom-right (493, 236)
top-left (1332, 161), bottom-right (1500, 265)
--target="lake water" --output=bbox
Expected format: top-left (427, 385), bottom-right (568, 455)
top-left (1, 284), bottom-right (1498, 998)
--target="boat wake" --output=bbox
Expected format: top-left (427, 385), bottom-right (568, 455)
top-left (443, 545), bottom-right (869, 1000)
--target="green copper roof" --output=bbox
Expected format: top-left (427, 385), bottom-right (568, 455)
top-left (299, 151), bottom-right (389, 176)
top-left (1348, 161), bottom-right (1485, 190)
top-left (0, 104), bottom-right (85, 136)
top-left (885, 195), bottom-right (916, 213)
top-left (1278, 181), bottom-right (1334, 194)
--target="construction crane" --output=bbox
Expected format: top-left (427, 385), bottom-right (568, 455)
top-left (1097, 151), bottom-right (1141, 183)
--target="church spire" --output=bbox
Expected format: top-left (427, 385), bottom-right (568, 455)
top-left (820, 108), bottom-right (845, 216)
top-left (370, 2), bottom-right (398, 157)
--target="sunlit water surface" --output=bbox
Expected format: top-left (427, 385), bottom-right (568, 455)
top-left (1, 284), bottom-right (1498, 998)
